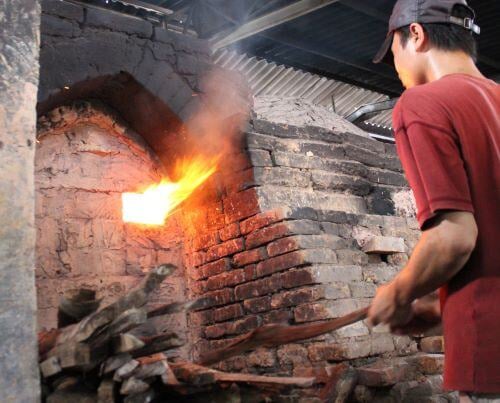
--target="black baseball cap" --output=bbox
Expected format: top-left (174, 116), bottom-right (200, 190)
top-left (373, 0), bottom-right (480, 64)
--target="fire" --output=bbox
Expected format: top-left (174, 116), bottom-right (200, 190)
top-left (122, 156), bottom-right (218, 225)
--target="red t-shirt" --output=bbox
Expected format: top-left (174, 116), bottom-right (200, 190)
top-left (393, 73), bottom-right (500, 393)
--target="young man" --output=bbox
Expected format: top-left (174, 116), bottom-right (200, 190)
top-left (367, 0), bottom-right (500, 401)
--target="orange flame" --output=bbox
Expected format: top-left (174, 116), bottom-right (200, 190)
top-left (122, 156), bottom-right (218, 225)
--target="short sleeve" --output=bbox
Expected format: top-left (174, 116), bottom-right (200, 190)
top-left (393, 92), bottom-right (474, 229)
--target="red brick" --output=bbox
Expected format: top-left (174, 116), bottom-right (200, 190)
top-left (279, 268), bottom-right (315, 289)
top-left (243, 296), bottom-right (271, 313)
top-left (410, 353), bottom-right (444, 375)
top-left (245, 223), bottom-right (289, 249)
top-left (189, 309), bottom-right (213, 326)
top-left (248, 348), bottom-right (277, 368)
top-left (267, 236), bottom-right (300, 257)
top-left (212, 303), bottom-right (244, 323)
top-left (262, 309), bottom-right (291, 325)
top-left (223, 189), bottom-right (260, 224)
top-left (271, 286), bottom-right (322, 309)
top-left (204, 315), bottom-right (260, 339)
top-left (222, 168), bottom-right (255, 194)
top-left (200, 258), bottom-right (231, 279)
top-left (205, 238), bottom-right (244, 262)
top-left (192, 231), bottom-right (220, 252)
top-left (219, 222), bottom-right (241, 241)
top-left (255, 250), bottom-right (307, 278)
top-left (277, 344), bottom-right (309, 368)
top-left (233, 247), bottom-right (267, 267)
top-left (357, 361), bottom-right (412, 386)
top-left (240, 209), bottom-right (284, 235)
top-left (419, 336), bottom-right (444, 353)
top-left (193, 250), bottom-right (207, 267)
top-left (234, 275), bottom-right (282, 300)
top-left (190, 279), bottom-right (208, 295)
top-left (308, 339), bottom-right (371, 362)
top-left (206, 268), bottom-right (253, 291)
top-left (200, 288), bottom-right (234, 308)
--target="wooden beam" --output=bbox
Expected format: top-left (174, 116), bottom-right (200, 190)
top-left (211, 0), bottom-right (340, 50)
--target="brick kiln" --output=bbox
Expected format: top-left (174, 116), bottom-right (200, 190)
top-left (34, 1), bottom-right (453, 401)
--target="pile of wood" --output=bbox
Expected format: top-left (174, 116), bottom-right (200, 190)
top-left (38, 264), bottom-right (315, 402)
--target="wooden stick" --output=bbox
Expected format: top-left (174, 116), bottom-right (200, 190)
top-left (198, 306), bottom-right (369, 366)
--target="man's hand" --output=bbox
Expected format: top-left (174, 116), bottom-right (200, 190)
top-left (391, 292), bottom-right (441, 335)
top-left (367, 281), bottom-right (413, 328)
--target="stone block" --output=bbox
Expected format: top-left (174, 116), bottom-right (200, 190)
top-left (362, 236), bottom-right (406, 254)
top-left (420, 336), bottom-right (444, 353)
top-left (85, 8), bottom-right (153, 38)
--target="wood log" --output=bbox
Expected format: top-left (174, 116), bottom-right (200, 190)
top-left (123, 389), bottom-right (155, 403)
top-left (97, 378), bottom-right (115, 403)
top-left (170, 362), bottom-right (217, 386)
top-left (131, 333), bottom-right (184, 358)
top-left (40, 356), bottom-right (62, 378)
top-left (120, 377), bottom-right (150, 395)
top-left (101, 353), bottom-right (133, 375)
top-left (41, 264), bottom-right (176, 356)
top-left (114, 360), bottom-right (140, 382)
top-left (58, 288), bottom-right (101, 327)
top-left (198, 306), bottom-right (369, 366)
top-left (132, 360), bottom-right (169, 379)
top-left (90, 308), bottom-right (147, 346)
top-left (113, 333), bottom-right (145, 354)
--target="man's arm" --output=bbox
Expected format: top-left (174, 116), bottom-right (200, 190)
top-left (368, 211), bottom-right (478, 327)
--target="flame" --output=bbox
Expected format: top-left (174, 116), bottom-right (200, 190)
top-left (122, 156), bottom-right (218, 225)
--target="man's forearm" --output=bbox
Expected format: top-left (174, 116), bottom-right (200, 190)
top-left (392, 212), bottom-right (477, 306)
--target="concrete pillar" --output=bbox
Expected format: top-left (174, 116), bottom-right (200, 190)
top-left (0, 0), bottom-right (41, 401)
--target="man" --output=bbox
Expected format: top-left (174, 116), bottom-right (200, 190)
top-left (367, 0), bottom-right (500, 401)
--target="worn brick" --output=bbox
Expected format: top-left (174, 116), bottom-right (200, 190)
top-left (233, 247), bottom-right (267, 267)
top-left (311, 171), bottom-right (372, 196)
top-left (267, 234), bottom-right (346, 257)
top-left (308, 338), bottom-right (371, 361)
top-left (198, 258), bottom-right (231, 280)
top-left (43, 0), bottom-right (84, 21)
top-left (199, 288), bottom-right (234, 308)
top-left (349, 282), bottom-right (377, 298)
top-left (212, 303), bottom-right (244, 323)
top-left (256, 249), bottom-right (337, 278)
top-left (362, 236), bottom-right (406, 254)
top-left (204, 315), bottom-right (260, 339)
top-left (357, 360), bottom-right (413, 387)
top-left (248, 149), bottom-right (273, 167)
top-left (321, 222), bottom-right (352, 238)
top-left (409, 354), bottom-right (444, 375)
top-left (371, 334), bottom-right (395, 355)
top-left (271, 286), bottom-right (323, 309)
top-left (363, 264), bottom-right (399, 284)
top-left (307, 265), bottom-right (363, 283)
top-left (206, 267), bottom-right (254, 291)
top-left (246, 220), bottom-right (320, 249)
top-left (335, 249), bottom-right (369, 265)
top-left (240, 210), bottom-right (285, 235)
top-left (277, 344), bottom-right (309, 368)
top-left (262, 309), bottom-right (292, 325)
top-left (294, 299), bottom-right (360, 323)
top-left (334, 321), bottom-right (370, 338)
top-left (367, 168), bottom-right (407, 187)
top-left (234, 275), bottom-right (281, 300)
top-left (189, 309), bottom-right (213, 326)
top-left (85, 8), bottom-right (153, 38)
top-left (253, 167), bottom-right (311, 187)
top-left (420, 336), bottom-right (444, 353)
top-left (218, 222), bottom-right (241, 242)
top-left (279, 268), bottom-right (316, 289)
top-left (223, 188), bottom-right (260, 224)
top-left (248, 348), bottom-right (277, 368)
top-left (317, 210), bottom-right (349, 223)
top-left (205, 238), bottom-right (244, 262)
top-left (191, 231), bottom-right (220, 252)
top-left (243, 296), bottom-right (271, 313)
top-left (299, 141), bottom-right (345, 159)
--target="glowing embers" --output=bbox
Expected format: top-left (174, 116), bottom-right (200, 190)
top-left (122, 156), bottom-right (218, 225)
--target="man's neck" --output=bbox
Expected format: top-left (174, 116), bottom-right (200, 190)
top-left (424, 50), bottom-right (485, 83)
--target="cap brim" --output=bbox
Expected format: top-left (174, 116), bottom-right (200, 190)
top-left (373, 33), bottom-right (394, 65)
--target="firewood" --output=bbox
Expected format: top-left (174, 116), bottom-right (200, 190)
top-left (97, 378), bottom-right (116, 403)
top-left (215, 372), bottom-right (315, 388)
top-left (132, 360), bottom-right (169, 379)
top-left (114, 359), bottom-right (140, 382)
top-left (123, 389), bottom-right (155, 403)
top-left (40, 356), bottom-right (62, 378)
top-left (160, 361), bottom-right (181, 386)
top-left (102, 353), bottom-right (133, 375)
top-left (120, 377), bottom-right (150, 395)
top-left (170, 361), bottom-right (218, 386)
top-left (58, 288), bottom-right (101, 327)
top-left (131, 333), bottom-right (184, 357)
top-left (42, 264), bottom-right (176, 354)
top-left (90, 308), bottom-right (147, 346)
top-left (113, 333), bottom-right (145, 354)
top-left (199, 306), bottom-right (369, 365)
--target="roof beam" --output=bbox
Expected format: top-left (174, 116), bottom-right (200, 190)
top-left (210, 0), bottom-right (340, 50)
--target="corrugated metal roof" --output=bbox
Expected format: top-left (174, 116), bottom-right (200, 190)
top-left (214, 49), bottom-right (394, 130)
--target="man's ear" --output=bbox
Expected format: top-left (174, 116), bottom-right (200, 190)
top-left (409, 23), bottom-right (427, 52)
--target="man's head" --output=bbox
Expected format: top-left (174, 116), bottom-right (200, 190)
top-left (374, 0), bottom-right (480, 88)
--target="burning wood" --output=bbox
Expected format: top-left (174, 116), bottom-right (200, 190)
top-left (38, 263), bottom-right (316, 402)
